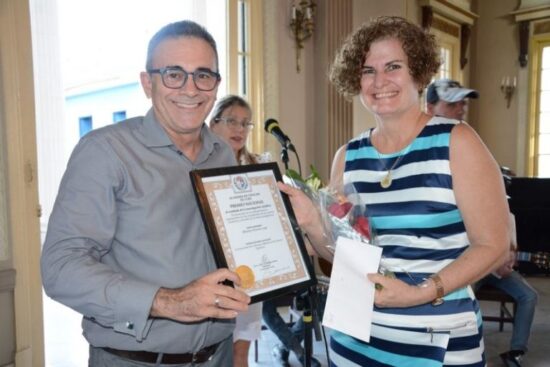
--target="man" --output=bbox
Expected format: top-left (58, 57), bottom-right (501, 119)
top-left (41, 20), bottom-right (250, 366)
top-left (427, 79), bottom-right (538, 367)
top-left (475, 214), bottom-right (538, 367)
top-left (426, 78), bottom-right (479, 120)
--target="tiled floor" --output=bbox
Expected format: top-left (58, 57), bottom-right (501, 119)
top-left (44, 276), bottom-right (550, 366)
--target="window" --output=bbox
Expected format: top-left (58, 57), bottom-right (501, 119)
top-left (227, 0), bottom-right (265, 153)
top-left (237, 0), bottom-right (249, 96)
top-left (438, 46), bottom-right (452, 79)
top-left (430, 15), bottom-right (461, 82)
top-left (530, 38), bottom-right (550, 177)
top-left (79, 116), bottom-right (92, 137)
top-left (228, 0), bottom-right (247, 98)
top-left (113, 110), bottom-right (127, 123)
top-left (425, 15), bottom-right (461, 110)
top-left (60, 0), bottom-right (228, 139)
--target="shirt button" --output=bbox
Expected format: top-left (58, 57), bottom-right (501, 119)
top-left (126, 322), bottom-right (134, 330)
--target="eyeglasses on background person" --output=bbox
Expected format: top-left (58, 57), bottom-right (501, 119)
top-left (147, 65), bottom-right (221, 91)
top-left (214, 117), bottom-right (254, 131)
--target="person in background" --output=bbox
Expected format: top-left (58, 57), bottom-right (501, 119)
top-left (279, 16), bottom-right (509, 366)
top-left (474, 214), bottom-right (538, 367)
top-left (209, 94), bottom-right (269, 366)
top-left (425, 78), bottom-right (478, 120)
top-left (209, 95), bottom-right (270, 166)
top-left (427, 80), bottom-right (538, 367)
top-left (41, 20), bottom-right (250, 367)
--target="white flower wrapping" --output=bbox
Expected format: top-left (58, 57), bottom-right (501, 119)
top-left (284, 174), bottom-right (375, 253)
top-left (316, 184), bottom-right (374, 253)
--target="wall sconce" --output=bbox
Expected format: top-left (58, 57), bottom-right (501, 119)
top-left (290, 0), bottom-right (315, 73)
top-left (500, 76), bottom-right (517, 108)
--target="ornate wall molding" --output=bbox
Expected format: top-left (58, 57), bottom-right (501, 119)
top-left (419, 0), bottom-right (477, 26)
top-left (519, 21), bottom-right (530, 67)
top-left (460, 24), bottom-right (471, 69)
top-left (510, 0), bottom-right (550, 67)
top-left (420, 0), bottom-right (478, 69)
top-left (534, 19), bottom-right (550, 34)
top-left (510, 0), bottom-right (550, 22)
top-left (431, 16), bottom-right (461, 37)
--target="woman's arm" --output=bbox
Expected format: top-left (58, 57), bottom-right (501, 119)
top-left (328, 145), bottom-right (346, 192)
top-left (436, 122), bottom-right (509, 290)
top-left (369, 122), bottom-right (509, 307)
top-left (278, 182), bottom-right (335, 261)
top-left (278, 145), bottom-right (348, 262)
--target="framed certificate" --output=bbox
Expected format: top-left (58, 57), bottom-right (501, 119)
top-left (190, 162), bottom-right (316, 303)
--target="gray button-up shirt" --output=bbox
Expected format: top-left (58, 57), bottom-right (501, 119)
top-left (41, 108), bottom-right (237, 353)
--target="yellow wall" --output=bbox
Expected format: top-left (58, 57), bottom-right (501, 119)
top-left (470, 0), bottom-right (525, 174)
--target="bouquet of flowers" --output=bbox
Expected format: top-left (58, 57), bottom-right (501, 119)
top-left (286, 167), bottom-right (393, 283)
top-left (318, 184), bottom-right (374, 248)
top-left (285, 167), bottom-right (376, 252)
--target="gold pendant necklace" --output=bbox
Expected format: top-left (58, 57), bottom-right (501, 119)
top-left (378, 153), bottom-right (404, 189)
top-left (380, 172), bottom-right (392, 188)
top-left (373, 112), bottom-right (424, 189)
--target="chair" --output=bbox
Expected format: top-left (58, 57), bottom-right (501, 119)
top-left (475, 283), bottom-right (517, 331)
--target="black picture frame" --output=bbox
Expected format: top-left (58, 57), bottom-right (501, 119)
top-left (190, 162), bottom-right (316, 303)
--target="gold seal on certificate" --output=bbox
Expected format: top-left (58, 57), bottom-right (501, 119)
top-left (190, 162), bottom-right (316, 303)
top-left (235, 265), bottom-right (255, 289)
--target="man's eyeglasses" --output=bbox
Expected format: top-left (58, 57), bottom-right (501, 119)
top-left (215, 117), bottom-right (254, 131)
top-left (147, 66), bottom-right (221, 91)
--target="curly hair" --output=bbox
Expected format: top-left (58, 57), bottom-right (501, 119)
top-left (329, 16), bottom-right (441, 99)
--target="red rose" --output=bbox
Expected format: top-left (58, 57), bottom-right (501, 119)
top-left (328, 202), bottom-right (353, 219)
top-left (353, 216), bottom-right (371, 239)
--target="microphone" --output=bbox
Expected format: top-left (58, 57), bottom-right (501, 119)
top-left (264, 118), bottom-right (295, 151)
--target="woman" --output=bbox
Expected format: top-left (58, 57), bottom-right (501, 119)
top-left (280, 16), bottom-right (509, 366)
top-left (210, 95), bottom-right (268, 166)
top-left (209, 95), bottom-right (268, 367)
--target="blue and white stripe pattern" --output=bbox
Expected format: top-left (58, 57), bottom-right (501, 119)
top-left (330, 117), bottom-right (485, 367)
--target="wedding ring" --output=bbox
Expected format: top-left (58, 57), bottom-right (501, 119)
top-left (214, 297), bottom-right (220, 307)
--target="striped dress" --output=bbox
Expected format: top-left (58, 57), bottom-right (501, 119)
top-left (331, 117), bottom-right (485, 367)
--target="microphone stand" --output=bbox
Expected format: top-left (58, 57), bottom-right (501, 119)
top-left (281, 142), bottom-right (302, 176)
top-left (301, 284), bottom-right (323, 367)
top-left (280, 145), bottom-right (290, 171)
top-left (277, 137), bottom-right (319, 366)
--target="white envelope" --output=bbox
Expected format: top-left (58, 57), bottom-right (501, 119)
top-left (322, 236), bottom-right (382, 342)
